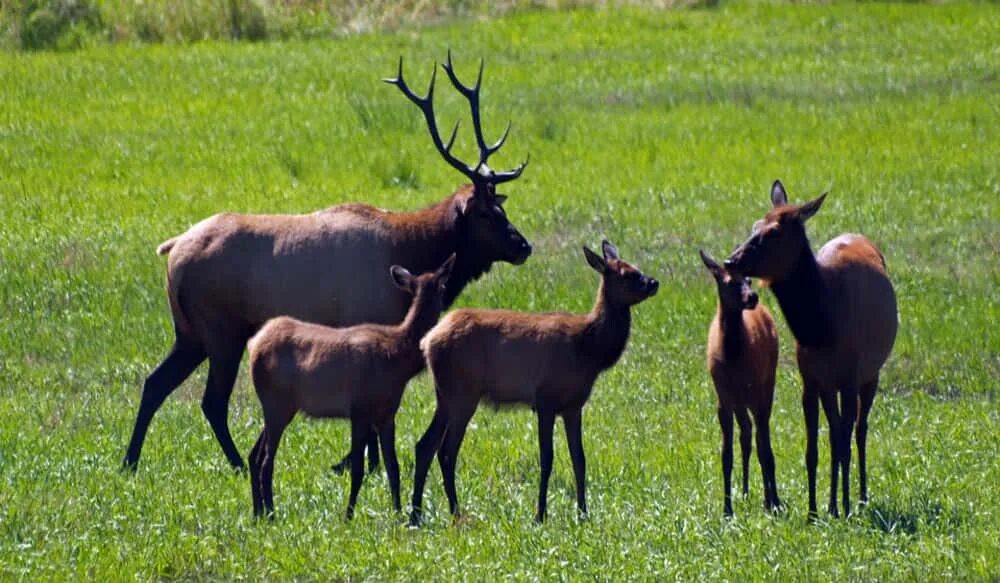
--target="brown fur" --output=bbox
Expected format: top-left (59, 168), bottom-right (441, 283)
top-left (701, 250), bottom-right (780, 516)
top-left (726, 181), bottom-right (898, 518)
top-left (246, 256), bottom-right (455, 519)
top-left (409, 240), bottom-right (659, 525)
top-left (123, 53), bottom-right (534, 473)
top-left (125, 189), bottom-right (531, 473)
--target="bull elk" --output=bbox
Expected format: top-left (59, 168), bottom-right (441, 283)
top-left (409, 240), bottom-right (659, 525)
top-left (725, 180), bottom-right (897, 518)
top-left (700, 250), bottom-right (781, 516)
top-left (247, 256), bottom-right (455, 519)
top-left (123, 52), bottom-right (532, 472)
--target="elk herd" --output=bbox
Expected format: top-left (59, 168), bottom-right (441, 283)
top-left (122, 52), bottom-right (898, 525)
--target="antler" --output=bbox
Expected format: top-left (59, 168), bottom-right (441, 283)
top-left (384, 57), bottom-right (469, 180)
top-left (385, 53), bottom-right (528, 190)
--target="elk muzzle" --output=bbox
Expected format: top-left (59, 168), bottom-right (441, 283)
top-left (507, 228), bottom-right (532, 265)
top-left (725, 236), bottom-right (759, 275)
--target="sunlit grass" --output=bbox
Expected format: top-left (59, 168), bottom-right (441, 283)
top-left (0, 3), bottom-right (998, 579)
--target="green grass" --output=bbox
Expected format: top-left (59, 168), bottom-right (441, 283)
top-left (1, 3), bottom-right (998, 580)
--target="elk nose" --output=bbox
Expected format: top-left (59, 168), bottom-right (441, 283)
top-left (647, 278), bottom-right (659, 295)
top-left (520, 240), bottom-right (533, 254)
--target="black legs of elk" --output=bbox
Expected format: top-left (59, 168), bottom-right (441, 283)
top-left (856, 376), bottom-right (878, 507)
top-left (409, 409), bottom-right (447, 526)
top-left (535, 406), bottom-right (590, 524)
top-left (124, 332), bottom-right (249, 472)
top-left (122, 339), bottom-right (206, 470)
top-left (409, 406), bottom-right (472, 526)
top-left (804, 381), bottom-right (873, 519)
top-left (409, 406), bottom-right (588, 527)
top-left (331, 430), bottom-right (381, 475)
top-left (718, 406), bottom-right (781, 517)
top-left (251, 415), bottom-right (402, 521)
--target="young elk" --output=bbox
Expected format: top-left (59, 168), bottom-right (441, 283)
top-left (700, 250), bottom-right (780, 516)
top-left (409, 240), bottom-right (658, 525)
top-left (725, 181), bottom-right (897, 518)
top-left (123, 52), bottom-right (531, 474)
top-left (247, 255), bottom-right (455, 519)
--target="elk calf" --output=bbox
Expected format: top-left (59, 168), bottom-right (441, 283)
top-left (410, 240), bottom-right (658, 525)
top-left (700, 250), bottom-right (780, 516)
top-left (726, 181), bottom-right (897, 518)
top-left (247, 255), bottom-right (455, 519)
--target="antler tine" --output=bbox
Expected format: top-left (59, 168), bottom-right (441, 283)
top-left (385, 56), bottom-right (476, 180)
top-left (486, 120), bottom-right (512, 157)
top-left (442, 51), bottom-right (493, 168)
top-left (490, 154), bottom-right (529, 185)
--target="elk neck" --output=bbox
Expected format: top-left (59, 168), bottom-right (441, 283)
top-left (580, 280), bottom-right (632, 372)
top-left (717, 304), bottom-right (746, 361)
top-left (768, 244), bottom-right (835, 348)
top-left (390, 189), bottom-right (493, 309)
top-left (397, 286), bottom-right (444, 345)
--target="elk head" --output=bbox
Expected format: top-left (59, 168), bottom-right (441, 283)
top-left (583, 240), bottom-right (659, 306)
top-left (725, 180), bottom-right (827, 282)
top-left (386, 51), bottom-right (532, 266)
top-left (390, 254), bottom-right (457, 303)
top-left (700, 250), bottom-right (758, 311)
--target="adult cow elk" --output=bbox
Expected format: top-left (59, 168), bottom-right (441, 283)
top-left (410, 240), bottom-right (658, 525)
top-left (725, 180), bottom-right (897, 518)
top-left (123, 52), bottom-right (532, 472)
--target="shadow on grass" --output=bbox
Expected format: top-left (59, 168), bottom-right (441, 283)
top-left (865, 497), bottom-right (967, 536)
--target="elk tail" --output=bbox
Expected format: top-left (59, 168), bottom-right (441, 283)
top-left (156, 236), bottom-right (179, 256)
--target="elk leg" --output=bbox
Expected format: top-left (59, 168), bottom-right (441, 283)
top-left (331, 429), bottom-right (380, 475)
top-left (839, 386), bottom-right (858, 517)
top-left (248, 430), bottom-right (266, 516)
top-left (803, 387), bottom-right (820, 520)
top-left (410, 407), bottom-right (448, 526)
top-left (201, 346), bottom-right (247, 470)
top-left (857, 376), bottom-right (878, 506)
top-left (819, 391), bottom-right (841, 518)
top-left (377, 420), bottom-right (401, 512)
top-left (735, 409), bottom-right (753, 497)
top-left (366, 430), bottom-right (380, 474)
top-left (718, 406), bottom-right (735, 517)
top-left (439, 409), bottom-right (473, 519)
top-left (345, 417), bottom-right (370, 520)
top-left (563, 407), bottom-right (587, 519)
top-left (122, 339), bottom-right (206, 470)
top-left (534, 409), bottom-right (556, 524)
top-left (259, 421), bottom-right (287, 519)
top-left (753, 408), bottom-right (781, 511)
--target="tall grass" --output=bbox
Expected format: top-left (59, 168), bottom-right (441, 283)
top-left (1, 0), bottom-right (714, 51)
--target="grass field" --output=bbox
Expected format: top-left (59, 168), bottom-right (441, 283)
top-left (1, 2), bottom-right (998, 580)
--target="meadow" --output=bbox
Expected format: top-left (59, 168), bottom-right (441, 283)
top-left (1, 2), bottom-right (998, 580)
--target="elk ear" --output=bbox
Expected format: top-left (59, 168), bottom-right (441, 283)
top-left (583, 246), bottom-right (606, 273)
top-left (699, 249), bottom-right (723, 280)
top-left (437, 253), bottom-right (457, 284)
top-left (390, 265), bottom-right (414, 293)
top-left (601, 240), bottom-right (620, 261)
top-left (493, 194), bottom-right (508, 205)
top-left (771, 180), bottom-right (788, 207)
top-left (798, 192), bottom-right (827, 222)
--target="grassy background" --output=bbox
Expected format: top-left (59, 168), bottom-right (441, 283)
top-left (1, 2), bottom-right (998, 579)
